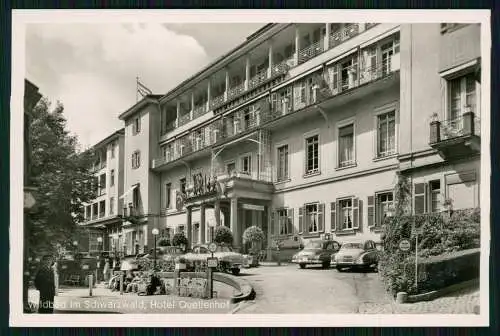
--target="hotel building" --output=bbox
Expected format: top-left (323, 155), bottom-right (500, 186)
top-left (115, 23), bottom-right (481, 257)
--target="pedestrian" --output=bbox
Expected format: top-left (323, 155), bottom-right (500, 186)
top-left (103, 258), bottom-right (110, 282)
top-left (34, 255), bottom-right (56, 314)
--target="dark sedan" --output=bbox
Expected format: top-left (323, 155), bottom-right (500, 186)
top-left (291, 240), bottom-right (341, 269)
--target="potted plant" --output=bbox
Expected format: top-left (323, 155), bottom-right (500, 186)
top-left (243, 226), bottom-right (266, 266)
top-left (172, 233), bottom-right (188, 252)
top-left (213, 226), bottom-right (234, 246)
top-left (443, 197), bottom-right (454, 217)
top-left (157, 237), bottom-right (170, 247)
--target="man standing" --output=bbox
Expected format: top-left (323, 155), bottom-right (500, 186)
top-left (34, 255), bottom-right (55, 314)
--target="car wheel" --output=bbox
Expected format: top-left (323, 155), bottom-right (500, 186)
top-left (299, 263), bottom-right (306, 269)
top-left (231, 268), bottom-right (241, 276)
top-left (322, 261), bottom-right (330, 269)
top-left (336, 266), bottom-right (344, 272)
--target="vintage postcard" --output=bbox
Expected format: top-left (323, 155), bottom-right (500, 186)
top-left (10, 9), bottom-right (490, 327)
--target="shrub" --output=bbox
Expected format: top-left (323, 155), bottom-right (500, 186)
top-left (157, 237), bottom-right (171, 247)
top-left (379, 208), bottom-right (480, 296)
top-left (213, 226), bottom-right (233, 246)
top-left (136, 258), bottom-right (175, 272)
top-left (243, 226), bottom-right (265, 254)
top-left (172, 233), bottom-right (188, 248)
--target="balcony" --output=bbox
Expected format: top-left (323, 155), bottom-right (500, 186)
top-left (298, 40), bottom-right (324, 65)
top-left (271, 59), bottom-right (293, 77)
top-left (211, 94), bottom-right (225, 109)
top-left (227, 83), bottom-right (245, 99)
top-left (249, 70), bottom-right (269, 89)
top-left (429, 111), bottom-right (481, 159)
top-left (192, 104), bottom-right (207, 119)
top-left (178, 113), bottom-right (192, 127)
top-left (329, 23), bottom-right (360, 49)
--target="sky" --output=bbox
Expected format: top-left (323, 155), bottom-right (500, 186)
top-left (26, 22), bottom-right (264, 148)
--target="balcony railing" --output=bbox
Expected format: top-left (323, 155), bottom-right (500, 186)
top-left (249, 70), bottom-right (269, 89)
top-left (227, 82), bottom-right (245, 99)
top-left (211, 94), bottom-right (225, 109)
top-left (178, 112), bottom-right (192, 127)
top-left (161, 119), bottom-right (177, 136)
top-left (271, 60), bottom-right (291, 77)
top-left (192, 104), bottom-right (207, 119)
top-left (329, 23), bottom-right (360, 49)
top-left (298, 40), bottom-right (324, 65)
top-left (430, 111), bottom-right (480, 144)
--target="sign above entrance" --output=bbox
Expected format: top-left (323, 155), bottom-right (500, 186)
top-left (242, 204), bottom-right (265, 211)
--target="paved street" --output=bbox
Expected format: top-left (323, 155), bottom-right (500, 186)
top-left (235, 264), bottom-right (480, 314)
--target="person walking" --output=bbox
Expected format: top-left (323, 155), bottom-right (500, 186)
top-left (34, 255), bottom-right (56, 314)
top-left (103, 258), bottom-right (110, 282)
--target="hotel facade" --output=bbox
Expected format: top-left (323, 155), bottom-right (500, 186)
top-left (81, 23), bottom-right (481, 257)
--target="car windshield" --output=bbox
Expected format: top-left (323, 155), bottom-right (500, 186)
top-left (342, 243), bottom-right (364, 250)
top-left (304, 242), bottom-right (323, 250)
top-left (215, 246), bottom-right (232, 252)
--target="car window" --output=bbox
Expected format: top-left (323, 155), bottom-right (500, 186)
top-left (304, 241), bottom-right (323, 250)
top-left (332, 241), bottom-right (340, 251)
top-left (215, 246), bottom-right (232, 252)
top-left (342, 243), bottom-right (364, 250)
top-left (192, 247), bottom-right (199, 254)
top-left (326, 242), bottom-right (333, 251)
top-left (199, 247), bottom-right (209, 254)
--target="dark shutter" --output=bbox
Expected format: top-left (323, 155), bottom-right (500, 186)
top-left (318, 203), bottom-right (325, 232)
top-left (414, 183), bottom-right (427, 214)
top-left (330, 202), bottom-right (337, 232)
top-left (367, 196), bottom-right (375, 228)
top-left (288, 208), bottom-right (294, 234)
top-left (298, 207), bottom-right (304, 234)
top-left (352, 198), bottom-right (360, 230)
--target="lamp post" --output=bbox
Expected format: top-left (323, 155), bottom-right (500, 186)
top-left (152, 228), bottom-right (159, 270)
top-left (96, 236), bottom-right (103, 283)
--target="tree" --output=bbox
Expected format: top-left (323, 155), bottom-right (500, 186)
top-left (157, 237), bottom-right (171, 247)
top-left (28, 98), bottom-right (96, 257)
top-left (172, 232), bottom-right (188, 249)
top-left (213, 226), bottom-right (233, 246)
top-left (242, 226), bottom-right (265, 254)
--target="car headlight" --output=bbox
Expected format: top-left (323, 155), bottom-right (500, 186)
top-left (313, 255), bottom-right (321, 260)
top-left (356, 256), bottom-right (364, 264)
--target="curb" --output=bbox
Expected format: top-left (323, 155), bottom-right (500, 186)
top-left (397, 278), bottom-right (479, 304)
top-left (213, 273), bottom-right (256, 304)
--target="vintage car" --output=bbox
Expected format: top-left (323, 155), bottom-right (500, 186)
top-left (141, 246), bottom-right (184, 261)
top-left (183, 244), bottom-right (248, 275)
top-left (291, 240), bottom-right (341, 269)
top-left (332, 239), bottom-right (379, 272)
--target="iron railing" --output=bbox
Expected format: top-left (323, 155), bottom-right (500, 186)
top-left (227, 82), bottom-right (245, 99)
top-left (431, 112), bottom-right (480, 143)
top-left (298, 40), bottom-right (324, 65)
top-left (178, 112), bottom-right (192, 127)
top-left (210, 94), bottom-right (225, 109)
top-left (249, 70), bottom-right (269, 89)
top-left (271, 60), bottom-right (291, 77)
top-left (192, 104), bottom-right (207, 119)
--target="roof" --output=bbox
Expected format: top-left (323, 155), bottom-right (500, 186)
top-left (118, 94), bottom-right (162, 120)
top-left (91, 128), bottom-right (125, 149)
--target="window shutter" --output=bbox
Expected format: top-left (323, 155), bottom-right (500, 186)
top-left (353, 198), bottom-right (360, 230)
top-left (318, 203), bottom-right (325, 232)
top-left (367, 196), bottom-right (375, 228)
top-left (298, 207), bottom-right (304, 234)
top-left (330, 202), bottom-right (337, 232)
top-left (414, 183), bottom-right (427, 214)
top-left (288, 208), bottom-right (294, 234)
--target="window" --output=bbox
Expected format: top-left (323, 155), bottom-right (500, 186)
top-left (429, 180), bottom-right (441, 213)
top-left (226, 162), bottom-right (236, 176)
top-left (131, 151), bottom-right (141, 169)
top-left (377, 192), bottom-right (394, 225)
top-left (109, 197), bottom-right (115, 215)
top-left (133, 117), bottom-right (141, 135)
top-left (241, 155), bottom-right (252, 175)
top-left (448, 73), bottom-right (477, 120)
top-left (92, 203), bottom-right (98, 220)
top-left (305, 203), bottom-right (320, 234)
top-left (86, 205), bottom-right (91, 221)
top-left (299, 80), bottom-right (307, 104)
top-left (110, 169), bottom-right (115, 187)
top-left (99, 200), bottom-right (105, 218)
top-left (165, 183), bottom-right (172, 209)
top-left (277, 145), bottom-right (289, 182)
top-left (377, 111), bottom-right (396, 157)
top-left (99, 174), bottom-right (106, 196)
top-left (305, 135), bottom-right (319, 175)
top-left (276, 208), bottom-right (293, 235)
top-left (179, 178), bottom-right (186, 195)
top-left (208, 226), bottom-right (215, 243)
top-left (381, 34), bottom-right (400, 76)
top-left (132, 187), bottom-right (140, 212)
top-left (111, 142), bottom-right (115, 159)
top-left (338, 124), bottom-right (355, 167)
top-left (341, 58), bottom-right (358, 90)
top-left (339, 198), bottom-right (353, 230)
top-left (178, 225), bottom-right (185, 234)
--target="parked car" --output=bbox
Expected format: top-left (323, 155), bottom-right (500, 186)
top-left (291, 239), bottom-right (341, 269)
top-left (183, 244), bottom-right (248, 275)
top-left (141, 246), bottom-right (184, 261)
top-left (332, 239), bottom-right (379, 272)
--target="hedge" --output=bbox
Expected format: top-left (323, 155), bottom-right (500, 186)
top-left (379, 208), bottom-right (480, 296)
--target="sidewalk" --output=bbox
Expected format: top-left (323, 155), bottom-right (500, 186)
top-left (28, 282), bottom-right (235, 314)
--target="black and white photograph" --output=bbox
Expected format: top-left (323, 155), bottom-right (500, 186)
top-left (10, 10), bottom-right (490, 327)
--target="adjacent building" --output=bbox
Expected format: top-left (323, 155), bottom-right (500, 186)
top-left (79, 129), bottom-right (125, 255)
top-left (113, 22), bottom-right (481, 257)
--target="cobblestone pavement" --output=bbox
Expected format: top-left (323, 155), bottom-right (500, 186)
top-left (235, 264), bottom-right (480, 314)
top-left (28, 281), bottom-right (236, 314)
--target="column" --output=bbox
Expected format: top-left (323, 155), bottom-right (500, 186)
top-left (325, 23), bottom-right (331, 50)
top-left (230, 198), bottom-right (240, 251)
top-left (186, 206), bottom-right (192, 250)
top-left (245, 56), bottom-right (250, 90)
top-left (266, 204), bottom-right (273, 261)
top-left (200, 204), bottom-right (206, 243)
top-left (268, 40), bottom-right (273, 78)
top-left (176, 100), bottom-right (180, 127)
top-left (206, 81), bottom-right (211, 111)
top-left (214, 200), bottom-right (221, 226)
top-left (190, 92), bottom-right (194, 119)
top-left (224, 68), bottom-right (230, 100)
top-left (294, 24), bottom-right (301, 66)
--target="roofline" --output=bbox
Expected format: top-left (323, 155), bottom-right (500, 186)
top-left (158, 23), bottom-right (291, 105)
top-left (91, 128), bottom-right (125, 150)
top-left (118, 94), bottom-right (162, 120)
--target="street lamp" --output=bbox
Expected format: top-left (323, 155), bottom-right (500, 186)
top-left (152, 228), bottom-right (159, 270)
